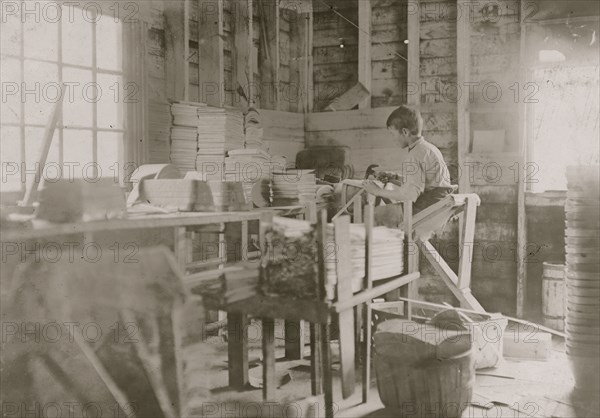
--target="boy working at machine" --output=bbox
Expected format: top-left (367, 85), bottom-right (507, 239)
top-left (362, 105), bottom-right (454, 228)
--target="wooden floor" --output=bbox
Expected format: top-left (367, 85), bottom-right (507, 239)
top-left (181, 313), bottom-right (597, 417)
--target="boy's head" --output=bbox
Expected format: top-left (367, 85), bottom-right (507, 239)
top-left (386, 105), bottom-right (423, 148)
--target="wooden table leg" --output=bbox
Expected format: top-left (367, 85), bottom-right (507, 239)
top-left (354, 305), bottom-right (362, 365)
top-left (321, 323), bottom-right (334, 418)
top-left (227, 312), bottom-right (248, 389)
top-left (285, 320), bottom-right (304, 360)
top-left (262, 318), bottom-right (276, 401)
top-left (310, 323), bottom-right (322, 395)
top-left (362, 303), bottom-right (372, 403)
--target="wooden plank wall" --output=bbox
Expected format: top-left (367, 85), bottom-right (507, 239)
top-left (305, 104), bottom-right (456, 176)
top-left (146, 3), bottom-right (168, 102)
top-left (370, 0), bottom-right (408, 107)
top-left (261, 110), bottom-right (305, 163)
top-left (312, 0), bottom-right (359, 111)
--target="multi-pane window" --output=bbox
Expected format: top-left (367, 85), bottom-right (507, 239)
top-left (1, 2), bottom-right (126, 192)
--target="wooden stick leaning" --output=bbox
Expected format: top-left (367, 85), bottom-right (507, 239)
top-left (20, 85), bottom-right (65, 207)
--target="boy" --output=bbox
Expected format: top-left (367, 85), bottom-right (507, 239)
top-left (362, 105), bottom-right (454, 228)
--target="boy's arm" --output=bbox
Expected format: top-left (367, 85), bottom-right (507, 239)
top-left (363, 174), bottom-right (423, 202)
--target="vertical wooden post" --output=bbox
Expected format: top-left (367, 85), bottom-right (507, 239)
top-left (262, 317), bottom-right (276, 400)
top-left (457, 196), bottom-right (477, 289)
top-left (184, 0), bottom-right (190, 101)
top-left (307, 201), bottom-right (321, 393)
top-left (358, 0), bottom-right (372, 109)
top-left (228, 312), bottom-right (248, 388)
top-left (406, 0), bottom-right (420, 106)
top-left (333, 215), bottom-right (356, 399)
top-left (516, 3), bottom-right (529, 318)
top-left (198, 0), bottom-right (224, 106)
top-left (164, 0), bottom-right (188, 101)
top-left (258, 0), bottom-right (280, 110)
top-left (353, 196), bottom-right (363, 223)
top-left (457, 0), bottom-right (471, 194)
top-left (362, 204), bottom-right (374, 403)
top-left (402, 201), bottom-right (416, 318)
top-left (305, 4), bottom-right (314, 114)
top-left (234, 0), bottom-right (253, 108)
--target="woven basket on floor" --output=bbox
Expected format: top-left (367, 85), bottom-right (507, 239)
top-left (373, 348), bottom-right (475, 418)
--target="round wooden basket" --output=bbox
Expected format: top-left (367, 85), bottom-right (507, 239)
top-left (373, 349), bottom-right (475, 418)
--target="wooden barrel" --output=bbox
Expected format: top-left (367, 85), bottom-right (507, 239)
top-left (374, 349), bottom-right (475, 417)
top-left (542, 262), bottom-right (566, 331)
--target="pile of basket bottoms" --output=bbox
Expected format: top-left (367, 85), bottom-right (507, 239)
top-left (564, 165), bottom-right (600, 400)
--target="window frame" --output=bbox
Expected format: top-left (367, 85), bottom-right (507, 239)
top-left (524, 16), bottom-right (600, 194)
top-left (1, 2), bottom-right (129, 190)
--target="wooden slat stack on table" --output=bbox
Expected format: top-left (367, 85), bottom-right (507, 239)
top-left (271, 169), bottom-right (317, 206)
top-left (195, 106), bottom-right (245, 172)
top-left (170, 126), bottom-right (198, 173)
top-left (325, 224), bottom-right (404, 298)
top-left (170, 102), bottom-right (209, 173)
top-left (191, 263), bottom-right (260, 304)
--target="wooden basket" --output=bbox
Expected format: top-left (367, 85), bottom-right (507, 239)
top-left (372, 302), bottom-right (506, 370)
top-left (373, 348), bottom-right (475, 418)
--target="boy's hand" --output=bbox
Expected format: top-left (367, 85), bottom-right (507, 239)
top-left (362, 180), bottom-right (383, 196)
top-left (375, 171), bottom-right (401, 183)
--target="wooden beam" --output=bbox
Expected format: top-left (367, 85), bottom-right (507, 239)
top-left (21, 87), bottom-right (64, 206)
top-left (362, 205), bottom-right (374, 403)
top-left (164, 0), bottom-right (188, 101)
top-left (325, 82), bottom-right (370, 111)
top-left (228, 312), bottom-right (249, 388)
top-left (456, 0), bottom-right (471, 193)
top-left (334, 272), bottom-right (420, 313)
top-left (184, 0), bottom-right (190, 101)
top-left (258, 0), bottom-right (279, 110)
top-left (516, 2), bottom-right (529, 318)
top-left (419, 239), bottom-right (485, 312)
top-left (234, 0), bottom-right (253, 108)
top-left (306, 10), bottom-right (314, 114)
top-left (333, 216), bottom-right (356, 399)
top-left (358, 0), bottom-right (372, 109)
top-left (457, 195), bottom-right (477, 289)
top-left (198, 0), bottom-right (224, 106)
top-left (407, 0), bottom-right (420, 106)
top-left (262, 318), bottom-right (276, 400)
top-left (291, 8), bottom-right (306, 113)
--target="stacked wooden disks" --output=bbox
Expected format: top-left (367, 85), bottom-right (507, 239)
top-left (271, 169), bottom-right (317, 206)
top-left (564, 165), bottom-right (600, 398)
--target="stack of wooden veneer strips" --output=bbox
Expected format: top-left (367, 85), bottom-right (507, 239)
top-left (171, 102), bottom-right (207, 126)
top-left (564, 165), bottom-right (600, 399)
top-left (170, 127), bottom-right (198, 173)
top-left (192, 263), bottom-right (260, 305)
top-left (271, 169), bottom-right (317, 206)
top-left (325, 224), bottom-right (404, 298)
top-left (195, 106), bottom-right (245, 173)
